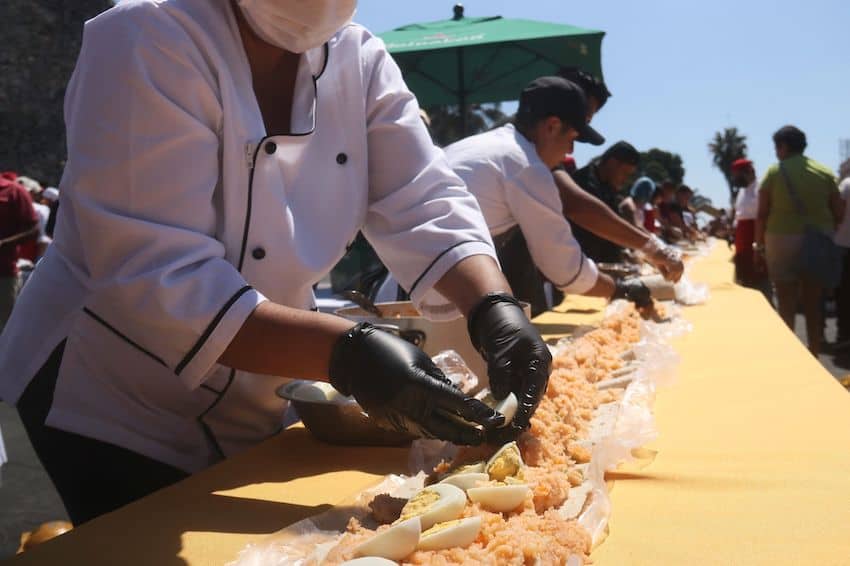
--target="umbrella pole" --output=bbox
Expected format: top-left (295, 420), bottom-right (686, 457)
top-left (457, 47), bottom-right (467, 137)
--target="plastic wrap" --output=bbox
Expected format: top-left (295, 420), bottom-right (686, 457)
top-left (232, 304), bottom-right (693, 564)
top-left (673, 275), bottom-right (710, 305)
top-left (228, 474), bottom-right (427, 566)
top-left (431, 349), bottom-right (479, 394)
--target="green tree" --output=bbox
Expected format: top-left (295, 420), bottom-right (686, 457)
top-left (426, 103), bottom-right (508, 147)
top-left (638, 148), bottom-right (685, 185)
top-left (708, 127), bottom-right (748, 205)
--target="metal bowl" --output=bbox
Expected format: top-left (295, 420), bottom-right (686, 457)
top-left (276, 380), bottom-right (415, 447)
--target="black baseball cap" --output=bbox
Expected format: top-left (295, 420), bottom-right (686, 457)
top-left (517, 76), bottom-right (605, 146)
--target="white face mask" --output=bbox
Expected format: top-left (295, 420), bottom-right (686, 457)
top-left (237, 0), bottom-right (357, 53)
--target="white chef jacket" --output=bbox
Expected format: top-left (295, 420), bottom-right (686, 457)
top-left (0, 0), bottom-right (496, 472)
top-left (735, 179), bottom-right (759, 224)
top-left (445, 125), bottom-right (599, 293)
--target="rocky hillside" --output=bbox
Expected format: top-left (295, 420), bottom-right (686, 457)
top-left (0, 1), bottom-right (113, 185)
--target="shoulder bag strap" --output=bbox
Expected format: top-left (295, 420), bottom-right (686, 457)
top-left (778, 161), bottom-right (808, 218)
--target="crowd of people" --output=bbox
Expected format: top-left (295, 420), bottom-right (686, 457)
top-left (0, 172), bottom-right (59, 331)
top-left (0, 0), bottom-right (846, 536)
top-left (719, 127), bottom-right (850, 357)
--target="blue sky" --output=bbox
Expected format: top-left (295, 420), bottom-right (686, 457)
top-left (354, 0), bottom-right (849, 206)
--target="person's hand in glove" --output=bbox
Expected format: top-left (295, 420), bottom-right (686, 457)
top-left (641, 235), bottom-right (684, 282)
top-left (612, 277), bottom-right (653, 308)
top-left (329, 322), bottom-right (503, 445)
top-left (467, 293), bottom-right (552, 443)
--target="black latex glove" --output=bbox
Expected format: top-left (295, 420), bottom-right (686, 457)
top-left (467, 293), bottom-right (552, 441)
top-left (329, 322), bottom-right (503, 445)
top-left (612, 278), bottom-right (653, 308)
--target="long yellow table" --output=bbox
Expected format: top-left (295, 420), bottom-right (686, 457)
top-left (8, 244), bottom-right (850, 565)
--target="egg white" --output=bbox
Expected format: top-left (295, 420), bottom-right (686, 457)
top-left (452, 461), bottom-right (486, 474)
top-left (492, 393), bottom-right (518, 426)
top-left (398, 483), bottom-right (467, 531)
top-left (467, 484), bottom-right (530, 512)
top-left (439, 472), bottom-right (489, 492)
top-left (295, 381), bottom-right (346, 403)
top-left (353, 516), bottom-right (420, 561)
top-left (340, 558), bottom-right (398, 566)
top-left (417, 516), bottom-right (482, 551)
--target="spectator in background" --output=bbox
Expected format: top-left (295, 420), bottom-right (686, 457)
top-left (619, 176), bottom-right (655, 231)
top-left (730, 159), bottom-right (768, 291)
top-left (660, 184), bottom-right (698, 242)
top-left (41, 187), bottom-right (60, 238)
top-left (0, 175), bottom-right (39, 330)
top-left (706, 209), bottom-right (732, 240)
top-left (832, 174), bottom-right (850, 351)
top-left (15, 176), bottom-right (52, 262)
top-left (754, 125), bottom-right (845, 356)
top-left (674, 185), bottom-right (701, 240)
top-left (569, 141), bottom-right (641, 263)
top-left (557, 67), bottom-right (612, 119)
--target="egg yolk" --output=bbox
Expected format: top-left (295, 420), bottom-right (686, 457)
top-left (487, 447), bottom-right (522, 481)
top-left (398, 489), bottom-right (440, 522)
top-left (421, 519), bottom-right (463, 537)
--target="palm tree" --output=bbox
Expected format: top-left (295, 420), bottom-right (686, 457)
top-left (708, 128), bottom-right (748, 206)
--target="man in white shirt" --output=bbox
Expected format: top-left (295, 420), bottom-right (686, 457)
top-left (731, 158), bottom-right (768, 293)
top-left (446, 77), bottom-right (651, 316)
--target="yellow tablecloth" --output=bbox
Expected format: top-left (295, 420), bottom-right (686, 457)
top-left (9, 243), bottom-right (850, 565)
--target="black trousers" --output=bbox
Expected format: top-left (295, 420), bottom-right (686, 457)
top-left (494, 227), bottom-right (549, 317)
top-left (837, 250), bottom-right (850, 340)
top-left (17, 342), bottom-right (189, 525)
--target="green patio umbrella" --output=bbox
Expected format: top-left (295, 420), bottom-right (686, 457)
top-left (378, 4), bottom-right (605, 134)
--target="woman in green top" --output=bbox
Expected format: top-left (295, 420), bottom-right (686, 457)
top-left (755, 125), bottom-right (845, 355)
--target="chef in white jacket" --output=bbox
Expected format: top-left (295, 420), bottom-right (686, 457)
top-left (0, 0), bottom-right (552, 524)
top-left (445, 77), bottom-right (652, 316)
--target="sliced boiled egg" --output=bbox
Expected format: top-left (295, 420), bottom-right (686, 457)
top-left (485, 441), bottom-right (524, 481)
top-left (353, 516), bottom-right (420, 561)
top-left (439, 472), bottom-right (489, 492)
top-left (452, 461), bottom-right (486, 474)
top-left (481, 392), bottom-right (518, 427)
top-left (397, 483), bottom-right (466, 531)
top-left (467, 484), bottom-right (530, 513)
top-left (295, 381), bottom-right (346, 403)
top-left (417, 516), bottom-right (482, 551)
top-left (340, 558), bottom-right (398, 566)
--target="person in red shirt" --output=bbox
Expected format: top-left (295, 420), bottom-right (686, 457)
top-left (0, 176), bottom-right (39, 329)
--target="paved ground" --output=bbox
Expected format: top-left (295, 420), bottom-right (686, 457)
top-left (0, 402), bottom-right (67, 558)
top-left (0, 311), bottom-right (847, 560)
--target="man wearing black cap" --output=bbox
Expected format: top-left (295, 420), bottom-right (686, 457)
top-left (445, 76), bottom-right (651, 316)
